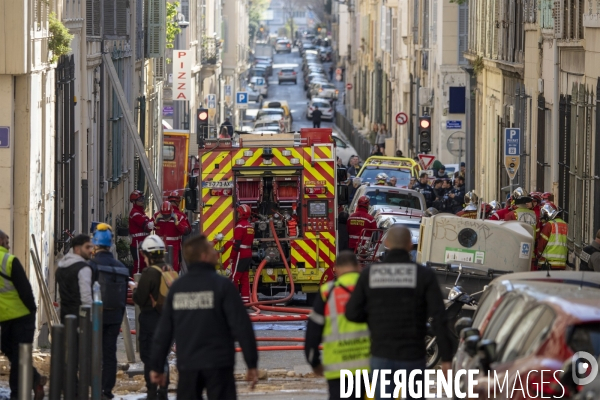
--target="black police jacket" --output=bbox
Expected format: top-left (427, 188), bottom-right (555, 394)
top-left (413, 181), bottom-right (435, 207)
top-left (150, 262), bottom-right (258, 372)
top-left (345, 249), bottom-right (453, 362)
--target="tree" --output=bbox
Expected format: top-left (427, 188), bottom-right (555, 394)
top-left (248, 0), bottom-right (270, 43)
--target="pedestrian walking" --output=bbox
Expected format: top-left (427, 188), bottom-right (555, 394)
top-left (0, 230), bottom-right (46, 400)
top-left (167, 191), bottom-right (192, 271)
top-left (56, 234), bottom-right (94, 323)
top-left (132, 235), bottom-right (176, 400)
top-left (581, 229), bottom-right (600, 271)
top-left (152, 201), bottom-right (188, 272)
top-left (312, 106), bottom-right (323, 128)
top-left (329, 65), bottom-right (334, 80)
top-left (129, 190), bottom-right (155, 275)
top-left (220, 117), bottom-right (234, 137)
top-left (150, 235), bottom-right (259, 400)
top-left (345, 226), bottom-right (453, 400)
top-left (305, 251), bottom-right (369, 400)
top-left (89, 225), bottom-right (130, 400)
top-left (226, 204), bottom-right (255, 304)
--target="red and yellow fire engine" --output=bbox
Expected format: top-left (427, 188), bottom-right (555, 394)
top-left (191, 128), bottom-right (343, 297)
top-left (162, 129), bottom-right (190, 201)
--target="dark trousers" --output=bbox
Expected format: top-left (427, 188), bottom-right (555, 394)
top-left (0, 314), bottom-right (41, 399)
top-left (177, 366), bottom-right (237, 400)
top-left (328, 378), bottom-right (364, 400)
top-left (139, 310), bottom-right (170, 390)
top-left (102, 322), bottom-right (121, 398)
top-left (371, 357), bottom-right (425, 400)
top-left (313, 120), bottom-right (322, 128)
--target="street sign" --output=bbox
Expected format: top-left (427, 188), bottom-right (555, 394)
top-left (0, 127), bottom-right (9, 148)
top-left (173, 51), bottom-right (191, 101)
top-left (346, 83), bottom-right (353, 90)
top-left (446, 120), bottom-right (462, 129)
top-left (504, 128), bottom-right (521, 181)
top-left (236, 92), bottom-right (249, 109)
top-left (395, 112), bottom-right (408, 125)
top-left (224, 85), bottom-right (232, 105)
top-left (418, 154), bottom-right (436, 170)
top-left (207, 94), bottom-right (217, 119)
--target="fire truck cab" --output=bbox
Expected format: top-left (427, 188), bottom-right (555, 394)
top-left (191, 129), bottom-right (345, 297)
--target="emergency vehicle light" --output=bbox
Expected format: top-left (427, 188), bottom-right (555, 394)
top-left (263, 159), bottom-right (273, 165)
top-left (281, 150), bottom-right (292, 156)
top-left (235, 159), bottom-right (246, 165)
top-left (290, 158), bottom-right (300, 164)
top-left (243, 150), bottom-right (254, 157)
top-left (305, 187), bottom-right (327, 194)
top-left (211, 189), bottom-right (232, 196)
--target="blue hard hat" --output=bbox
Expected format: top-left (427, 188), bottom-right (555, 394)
top-left (92, 229), bottom-right (113, 247)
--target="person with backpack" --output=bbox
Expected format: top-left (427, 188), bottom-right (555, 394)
top-left (89, 225), bottom-right (130, 400)
top-left (133, 235), bottom-right (177, 400)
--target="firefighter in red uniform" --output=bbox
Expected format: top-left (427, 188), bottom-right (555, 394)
top-left (152, 201), bottom-right (188, 272)
top-left (489, 196), bottom-right (514, 221)
top-left (505, 188), bottom-right (538, 231)
top-left (129, 190), bottom-right (154, 274)
top-left (167, 191), bottom-right (191, 236)
top-left (347, 196), bottom-right (377, 253)
top-left (456, 191), bottom-right (479, 219)
top-left (226, 204), bottom-right (255, 304)
top-left (530, 192), bottom-right (544, 239)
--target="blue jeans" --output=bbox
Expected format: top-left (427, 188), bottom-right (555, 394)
top-left (370, 356), bottom-right (425, 400)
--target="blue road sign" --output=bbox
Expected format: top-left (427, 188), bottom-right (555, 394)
top-left (504, 128), bottom-right (520, 156)
top-left (225, 85), bottom-right (232, 97)
top-left (236, 92), bottom-right (249, 109)
top-left (207, 94), bottom-right (217, 109)
top-left (446, 120), bottom-right (462, 129)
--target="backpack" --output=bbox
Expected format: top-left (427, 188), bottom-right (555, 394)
top-left (149, 265), bottom-right (179, 310)
top-left (90, 261), bottom-right (130, 310)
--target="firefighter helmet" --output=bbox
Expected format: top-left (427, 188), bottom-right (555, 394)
top-left (160, 201), bottom-right (173, 216)
top-left (540, 202), bottom-right (560, 220)
top-left (481, 203), bottom-right (493, 215)
top-left (530, 192), bottom-right (542, 204)
top-left (464, 203), bottom-right (478, 211)
top-left (237, 204), bottom-right (251, 219)
top-left (542, 192), bottom-right (555, 202)
top-left (489, 200), bottom-right (501, 211)
top-left (141, 235), bottom-right (166, 255)
top-left (376, 173), bottom-right (388, 184)
top-left (167, 191), bottom-right (180, 203)
top-left (464, 191), bottom-right (479, 205)
top-left (513, 187), bottom-right (527, 199)
top-left (130, 190), bottom-right (144, 202)
top-left (92, 226), bottom-right (113, 247)
top-left (357, 195), bottom-right (370, 209)
top-left (424, 207), bottom-right (439, 217)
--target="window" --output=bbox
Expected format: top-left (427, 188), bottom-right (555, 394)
top-left (483, 295), bottom-right (526, 345)
top-left (519, 307), bottom-right (555, 357)
top-left (471, 286), bottom-right (499, 329)
top-left (568, 323), bottom-right (600, 358)
top-left (163, 144), bottom-right (176, 161)
top-left (86, 0), bottom-right (101, 36)
top-left (499, 306), bottom-right (546, 363)
top-left (458, 3), bottom-right (468, 64)
top-left (363, 189), bottom-right (422, 209)
top-left (449, 87), bottom-right (466, 114)
top-left (104, 0), bottom-right (129, 38)
top-left (333, 137), bottom-right (347, 148)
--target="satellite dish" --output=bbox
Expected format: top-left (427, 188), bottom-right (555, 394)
top-left (447, 131), bottom-right (466, 157)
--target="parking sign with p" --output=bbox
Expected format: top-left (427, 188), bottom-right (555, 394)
top-left (236, 92), bottom-right (248, 109)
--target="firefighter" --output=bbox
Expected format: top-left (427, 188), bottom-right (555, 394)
top-left (304, 251), bottom-right (370, 399)
top-left (489, 195), bottom-right (514, 221)
top-left (456, 191), bottom-right (479, 219)
top-left (375, 172), bottom-right (388, 185)
top-left (167, 191), bottom-right (191, 235)
top-left (423, 207), bottom-right (439, 218)
top-left (530, 192), bottom-right (544, 239)
top-left (541, 191), bottom-right (555, 203)
top-left (535, 202), bottom-right (568, 270)
top-left (347, 196), bottom-right (377, 253)
top-left (152, 201), bottom-right (187, 272)
top-left (480, 203), bottom-right (493, 219)
top-left (226, 204), bottom-right (255, 304)
top-left (129, 190), bottom-right (154, 274)
top-left (488, 200), bottom-right (501, 219)
top-left (505, 188), bottom-right (538, 231)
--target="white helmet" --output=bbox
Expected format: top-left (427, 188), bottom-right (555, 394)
top-left (141, 235), bottom-right (166, 254)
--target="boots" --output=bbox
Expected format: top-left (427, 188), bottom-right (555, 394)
top-left (146, 384), bottom-right (158, 400)
top-left (157, 386), bottom-right (168, 400)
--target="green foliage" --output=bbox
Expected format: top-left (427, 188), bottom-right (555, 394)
top-left (48, 12), bottom-right (73, 64)
top-left (248, 0), bottom-right (269, 41)
top-left (166, 1), bottom-right (181, 63)
top-left (470, 56), bottom-right (484, 75)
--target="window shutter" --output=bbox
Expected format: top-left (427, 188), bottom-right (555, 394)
top-left (432, 0), bottom-right (437, 45)
top-left (423, 0), bottom-right (430, 48)
top-left (136, 0), bottom-right (144, 59)
top-left (147, 0), bottom-right (166, 58)
top-left (154, 56), bottom-right (165, 80)
top-left (117, 0), bottom-right (128, 37)
top-left (87, 0), bottom-right (101, 36)
top-left (553, 0), bottom-right (563, 38)
top-left (381, 5), bottom-right (386, 51)
top-left (392, 15), bottom-right (398, 59)
top-left (104, 0), bottom-right (129, 38)
top-left (458, 4), bottom-right (468, 64)
top-left (413, 0), bottom-right (419, 44)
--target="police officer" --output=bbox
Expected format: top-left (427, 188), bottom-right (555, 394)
top-left (412, 171), bottom-right (435, 208)
top-left (153, 201), bottom-right (188, 272)
top-left (581, 229), bottom-right (600, 271)
top-left (129, 190), bottom-right (154, 274)
top-left (305, 251), bottom-right (370, 400)
top-left (448, 176), bottom-right (466, 213)
top-left (0, 230), bottom-right (46, 400)
top-left (345, 226), bottom-right (453, 400)
top-left (505, 188), bottom-right (538, 231)
top-left (347, 196), bottom-right (377, 253)
top-left (150, 235), bottom-right (259, 399)
top-left (133, 235), bottom-right (171, 400)
top-left (227, 204), bottom-right (255, 304)
top-left (535, 202), bottom-right (569, 270)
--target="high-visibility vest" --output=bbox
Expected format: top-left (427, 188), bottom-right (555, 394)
top-left (0, 247), bottom-right (32, 322)
top-left (515, 208), bottom-right (538, 229)
top-left (319, 272), bottom-right (370, 380)
top-left (541, 218), bottom-right (569, 268)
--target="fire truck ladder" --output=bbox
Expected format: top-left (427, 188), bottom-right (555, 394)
top-left (102, 53), bottom-right (162, 209)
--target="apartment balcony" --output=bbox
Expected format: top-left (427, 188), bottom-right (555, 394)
top-left (200, 37), bottom-right (222, 80)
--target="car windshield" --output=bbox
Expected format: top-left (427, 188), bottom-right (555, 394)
top-left (313, 102), bottom-right (331, 109)
top-left (257, 109), bottom-right (284, 119)
top-left (360, 168), bottom-right (413, 187)
top-left (321, 84), bottom-right (335, 90)
top-left (363, 189), bottom-right (422, 209)
top-left (281, 69), bottom-right (294, 73)
top-left (255, 122), bottom-right (279, 128)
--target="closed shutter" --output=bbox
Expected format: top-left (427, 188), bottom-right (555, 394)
top-left (458, 4), bottom-right (468, 64)
top-left (104, 0), bottom-right (129, 38)
top-left (386, 8), bottom-right (392, 52)
top-left (135, 0), bottom-right (144, 59)
top-left (147, 0), bottom-right (166, 58)
top-left (423, 0), bottom-right (429, 48)
top-left (381, 5), bottom-right (386, 51)
top-left (492, 0), bottom-right (499, 58)
top-left (392, 15), bottom-right (398, 59)
top-left (87, 0), bottom-right (102, 36)
top-left (554, 0), bottom-right (563, 38)
top-left (432, 0), bottom-right (437, 45)
top-left (413, 0), bottom-right (419, 44)
top-left (154, 56), bottom-right (165, 80)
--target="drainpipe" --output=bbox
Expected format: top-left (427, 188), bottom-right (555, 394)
top-left (99, 41), bottom-right (105, 221)
top-left (551, 38), bottom-right (559, 198)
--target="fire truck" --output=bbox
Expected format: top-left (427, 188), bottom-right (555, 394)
top-left (162, 129), bottom-right (190, 200)
top-left (186, 128), bottom-right (345, 298)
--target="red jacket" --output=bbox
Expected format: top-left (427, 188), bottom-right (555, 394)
top-left (129, 204), bottom-right (152, 245)
top-left (456, 210), bottom-right (478, 219)
top-left (489, 208), bottom-right (511, 221)
top-left (231, 219), bottom-right (255, 262)
top-left (347, 208), bottom-right (377, 249)
top-left (172, 205), bottom-right (192, 235)
top-left (152, 211), bottom-right (188, 242)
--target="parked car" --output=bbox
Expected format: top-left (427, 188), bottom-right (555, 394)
top-left (306, 98), bottom-right (334, 120)
top-left (275, 39), bottom-right (292, 53)
top-left (319, 46), bottom-right (333, 61)
top-left (262, 101), bottom-right (293, 124)
top-left (278, 68), bottom-right (297, 84)
top-left (255, 108), bottom-right (290, 131)
top-left (332, 133), bottom-right (358, 165)
top-left (253, 118), bottom-right (283, 132)
top-left (249, 76), bottom-right (268, 98)
top-left (304, 73), bottom-right (328, 91)
top-left (347, 185), bottom-right (426, 214)
top-left (255, 61), bottom-right (272, 76)
top-left (245, 85), bottom-right (263, 104)
top-left (249, 67), bottom-right (267, 79)
top-left (310, 82), bottom-right (339, 100)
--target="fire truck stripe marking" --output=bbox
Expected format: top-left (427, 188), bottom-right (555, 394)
top-left (201, 152), bottom-right (223, 175)
top-left (203, 196), bottom-right (232, 232)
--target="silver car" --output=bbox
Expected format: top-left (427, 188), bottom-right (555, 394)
top-left (275, 39), bottom-right (292, 53)
top-left (306, 98), bottom-right (334, 120)
top-left (347, 185), bottom-right (426, 214)
top-left (310, 82), bottom-right (339, 100)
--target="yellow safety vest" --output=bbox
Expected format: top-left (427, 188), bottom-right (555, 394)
top-left (515, 207), bottom-right (538, 229)
top-left (541, 218), bottom-right (568, 268)
top-left (0, 247), bottom-right (31, 322)
top-left (319, 272), bottom-right (370, 380)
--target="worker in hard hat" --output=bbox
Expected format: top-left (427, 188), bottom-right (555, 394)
top-left (226, 204), bottom-right (255, 304)
top-left (456, 191), bottom-right (479, 219)
top-left (535, 202), bottom-right (568, 270)
top-left (347, 196), bottom-right (377, 254)
top-left (505, 187), bottom-right (538, 231)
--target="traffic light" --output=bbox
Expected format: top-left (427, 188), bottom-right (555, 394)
top-left (418, 115), bottom-right (431, 153)
top-left (197, 108), bottom-right (209, 144)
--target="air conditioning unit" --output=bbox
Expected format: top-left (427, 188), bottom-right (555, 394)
top-left (419, 87), bottom-right (433, 106)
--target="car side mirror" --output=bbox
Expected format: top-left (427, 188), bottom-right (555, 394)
top-left (464, 335), bottom-right (480, 357)
top-left (460, 327), bottom-right (480, 341)
top-left (337, 185), bottom-right (349, 205)
top-left (455, 317), bottom-right (473, 335)
top-left (184, 187), bottom-right (198, 212)
top-left (478, 339), bottom-right (497, 370)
